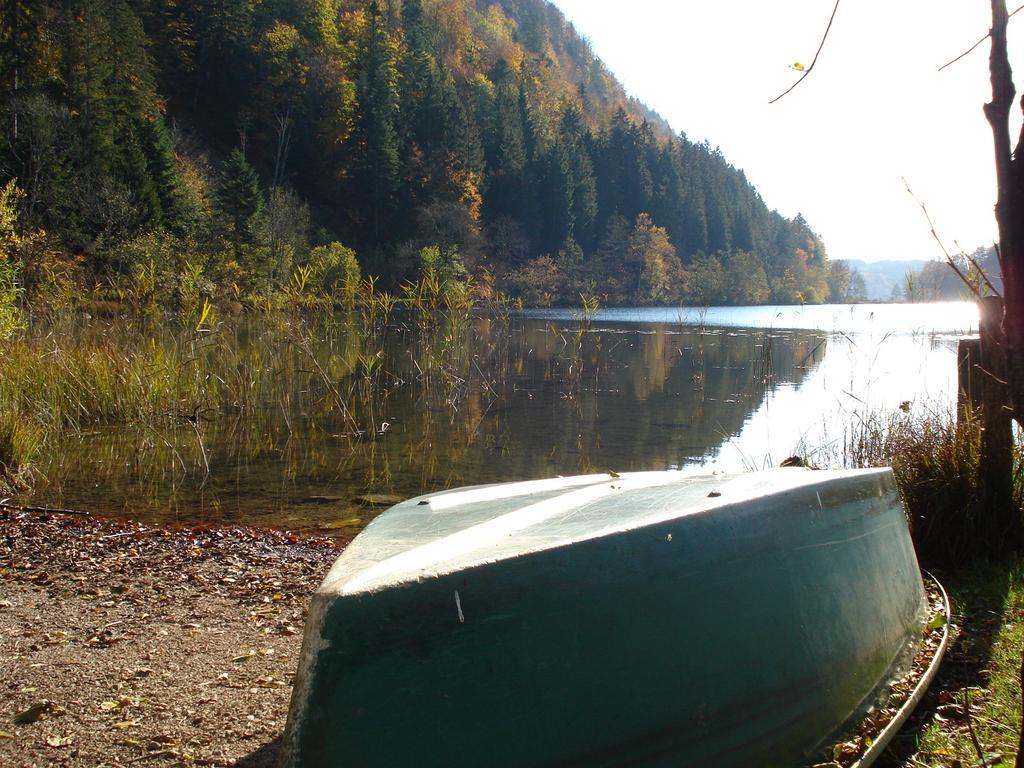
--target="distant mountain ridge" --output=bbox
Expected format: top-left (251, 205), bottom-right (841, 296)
top-left (845, 260), bottom-right (929, 301)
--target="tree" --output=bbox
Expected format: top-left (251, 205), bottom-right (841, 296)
top-left (217, 148), bottom-right (263, 261)
top-left (848, 269), bottom-right (867, 302)
top-left (0, 181), bottom-right (26, 338)
top-left (0, 0), bottom-right (839, 307)
top-left (985, 2), bottom-right (1024, 429)
top-left (505, 254), bottom-right (563, 307)
top-left (258, 186), bottom-right (310, 280)
top-left (0, 0), bottom-right (49, 142)
top-left (984, 13), bottom-right (1024, 763)
top-left (310, 241), bottom-right (361, 307)
top-left (827, 259), bottom-right (851, 302)
top-left (725, 250), bottom-right (770, 305)
top-left (689, 254), bottom-right (726, 306)
top-left (776, 6), bottom-right (1024, 760)
top-left (626, 213), bottom-right (678, 304)
top-left (351, 1), bottom-right (401, 251)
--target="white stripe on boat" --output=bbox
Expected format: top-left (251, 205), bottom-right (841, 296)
top-left (341, 471), bottom-right (701, 595)
top-left (422, 472), bottom-right (624, 511)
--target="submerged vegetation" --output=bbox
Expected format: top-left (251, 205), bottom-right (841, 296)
top-left (0, 304), bottom-right (835, 522)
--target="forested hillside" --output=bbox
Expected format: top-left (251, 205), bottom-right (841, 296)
top-left (0, 0), bottom-right (830, 307)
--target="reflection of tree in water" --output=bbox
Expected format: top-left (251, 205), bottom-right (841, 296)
top-left (26, 317), bottom-right (826, 528)
top-left (494, 323), bottom-right (826, 478)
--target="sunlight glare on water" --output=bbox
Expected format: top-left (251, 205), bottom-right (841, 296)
top-left (524, 301), bottom-right (979, 335)
top-left (528, 301), bottom-right (976, 472)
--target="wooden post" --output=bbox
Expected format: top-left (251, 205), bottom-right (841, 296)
top-left (957, 336), bottom-right (982, 423)
top-left (978, 296), bottom-right (1015, 535)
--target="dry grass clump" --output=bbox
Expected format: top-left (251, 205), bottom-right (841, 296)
top-left (818, 406), bottom-right (1023, 564)
top-left (0, 412), bottom-right (41, 495)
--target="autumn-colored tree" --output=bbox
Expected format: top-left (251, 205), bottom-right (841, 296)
top-left (624, 213), bottom-right (681, 304)
top-left (0, 181), bottom-right (26, 337)
top-left (0, 0), bottom-right (832, 306)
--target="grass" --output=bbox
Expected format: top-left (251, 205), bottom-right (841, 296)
top-left (0, 279), bottom-right (513, 490)
top-left (0, 411), bottom-right (42, 495)
top-left (808, 405), bottom-right (1024, 564)
top-left (880, 559), bottom-right (1023, 768)
top-left (802, 403), bottom-right (1023, 767)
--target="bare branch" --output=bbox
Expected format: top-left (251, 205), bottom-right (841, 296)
top-left (769, 0), bottom-right (842, 104)
top-left (969, 251), bottom-right (1003, 297)
top-left (938, 3), bottom-right (1024, 72)
top-left (954, 239), bottom-right (1003, 297)
top-left (903, 178), bottom-right (986, 300)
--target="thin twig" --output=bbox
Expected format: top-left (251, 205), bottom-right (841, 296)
top-left (1, 503), bottom-right (91, 517)
top-left (974, 362), bottom-right (1011, 387)
top-left (191, 420), bottom-right (210, 480)
top-left (967, 251), bottom-right (1002, 297)
top-left (963, 690), bottom-right (987, 767)
top-left (903, 178), bottom-right (987, 299)
top-left (938, 3), bottom-right (1024, 72)
top-left (770, 0), bottom-right (842, 104)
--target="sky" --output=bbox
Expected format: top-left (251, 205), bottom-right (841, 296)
top-left (550, 0), bottom-right (1024, 264)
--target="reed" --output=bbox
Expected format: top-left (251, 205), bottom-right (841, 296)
top-left (0, 411), bottom-right (41, 494)
top-left (811, 405), bottom-right (1023, 564)
top-left (0, 317), bottom-right (286, 485)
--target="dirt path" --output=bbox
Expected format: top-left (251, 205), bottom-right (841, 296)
top-left (0, 508), bottom-right (347, 768)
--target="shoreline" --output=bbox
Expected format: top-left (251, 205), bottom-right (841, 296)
top-left (0, 507), bottom-right (346, 767)
top-left (1, 506), bottom-right (1017, 767)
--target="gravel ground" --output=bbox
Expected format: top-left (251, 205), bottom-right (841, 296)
top-left (0, 506), bottom-right (1010, 768)
top-left (0, 507), bottom-right (346, 768)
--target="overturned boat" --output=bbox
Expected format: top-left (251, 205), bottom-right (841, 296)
top-left (281, 468), bottom-right (927, 767)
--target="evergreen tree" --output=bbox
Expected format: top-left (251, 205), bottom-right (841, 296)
top-left (139, 116), bottom-right (188, 232)
top-left (483, 60), bottom-right (535, 228)
top-left (0, 0), bottom-right (49, 133)
top-left (351, 1), bottom-right (401, 251)
top-left (218, 147), bottom-right (263, 260)
top-left (0, 0), bottom-right (835, 306)
top-left (596, 108), bottom-right (652, 231)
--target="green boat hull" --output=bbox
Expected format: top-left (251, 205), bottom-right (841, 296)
top-left (282, 468), bottom-right (924, 767)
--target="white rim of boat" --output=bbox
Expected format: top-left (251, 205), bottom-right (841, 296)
top-left (852, 572), bottom-right (952, 768)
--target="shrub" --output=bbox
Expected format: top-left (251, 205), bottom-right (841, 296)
top-left (310, 242), bottom-right (361, 308)
top-left (0, 257), bottom-right (22, 339)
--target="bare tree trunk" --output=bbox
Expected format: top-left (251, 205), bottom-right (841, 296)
top-left (986, 0), bottom-right (1024, 426)
top-left (984, 6), bottom-right (1024, 763)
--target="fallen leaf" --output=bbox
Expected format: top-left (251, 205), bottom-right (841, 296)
top-left (13, 701), bottom-right (52, 725)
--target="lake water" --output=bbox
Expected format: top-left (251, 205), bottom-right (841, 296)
top-left (19, 302), bottom-right (978, 530)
